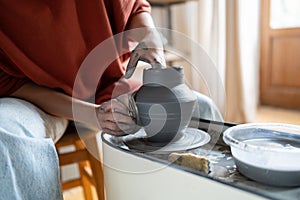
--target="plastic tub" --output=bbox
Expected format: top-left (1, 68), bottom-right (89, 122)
top-left (223, 123), bottom-right (300, 187)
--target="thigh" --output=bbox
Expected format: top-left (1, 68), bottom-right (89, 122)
top-left (0, 97), bottom-right (68, 143)
top-left (0, 97), bottom-right (66, 199)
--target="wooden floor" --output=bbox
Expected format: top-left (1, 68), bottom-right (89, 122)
top-left (63, 186), bottom-right (98, 200)
top-left (254, 106), bottom-right (300, 125)
top-left (63, 106), bottom-right (300, 200)
top-left (63, 187), bottom-right (85, 200)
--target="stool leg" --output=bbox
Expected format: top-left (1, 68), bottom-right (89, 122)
top-left (74, 141), bottom-right (94, 200)
top-left (79, 161), bottom-right (94, 200)
top-left (88, 153), bottom-right (105, 200)
top-left (80, 133), bottom-right (105, 200)
top-left (83, 134), bottom-right (105, 200)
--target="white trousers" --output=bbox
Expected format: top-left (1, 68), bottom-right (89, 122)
top-left (0, 98), bottom-right (68, 200)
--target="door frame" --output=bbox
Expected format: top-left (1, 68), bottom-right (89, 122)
top-left (260, 0), bottom-right (300, 109)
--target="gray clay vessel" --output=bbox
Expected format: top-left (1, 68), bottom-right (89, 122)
top-left (134, 66), bottom-right (197, 143)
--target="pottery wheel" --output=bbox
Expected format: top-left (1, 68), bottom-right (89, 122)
top-left (122, 128), bottom-right (211, 153)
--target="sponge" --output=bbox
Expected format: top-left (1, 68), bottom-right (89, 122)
top-left (168, 153), bottom-right (210, 174)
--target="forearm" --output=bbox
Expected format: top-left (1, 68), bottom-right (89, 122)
top-left (125, 12), bottom-right (165, 69)
top-left (127, 12), bottom-right (155, 30)
top-left (126, 12), bottom-right (158, 42)
top-left (10, 82), bottom-right (100, 129)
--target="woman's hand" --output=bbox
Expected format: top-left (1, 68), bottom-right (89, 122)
top-left (125, 28), bottom-right (166, 78)
top-left (125, 12), bottom-right (166, 78)
top-left (97, 93), bottom-right (140, 136)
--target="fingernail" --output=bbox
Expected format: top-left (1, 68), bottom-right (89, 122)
top-left (99, 105), bottom-right (105, 113)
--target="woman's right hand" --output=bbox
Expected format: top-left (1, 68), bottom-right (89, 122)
top-left (97, 93), bottom-right (140, 136)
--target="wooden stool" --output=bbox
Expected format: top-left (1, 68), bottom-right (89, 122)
top-left (55, 124), bottom-right (105, 200)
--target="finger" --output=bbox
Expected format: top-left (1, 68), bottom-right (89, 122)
top-left (138, 55), bottom-right (151, 64)
top-left (102, 128), bottom-right (127, 137)
top-left (100, 120), bottom-right (139, 136)
top-left (100, 120), bottom-right (121, 132)
top-left (99, 111), bottom-right (134, 125)
top-left (102, 123), bottom-right (140, 136)
top-left (125, 51), bottom-right (140, 79)
top-left (139, 50), bottom-right (166, 68)
top-left (98, 120), bottom-right (124, 136)
top-left (98, 111), bottom-right (139, 132)
top-left (101, 99), bottom-right (130, 116)
top-left (102, 120), bottom-right (135, 132)
top-left (125, 41), bottom-right (153, 79)
top-left (122, 123), bottom-right (141, 135)
top-left (117, 121), bottom-right (140, 131)
top-left (116, 94), bottom-right (129, 107)
top-left (100, 101), bottom-right (114, 112)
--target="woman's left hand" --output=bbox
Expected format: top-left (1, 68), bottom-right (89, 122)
top-left (125, 27), bottom-right (166, 78)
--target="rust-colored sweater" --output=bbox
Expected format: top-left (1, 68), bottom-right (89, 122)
top-left (0, 0), bottom-right (150, 103)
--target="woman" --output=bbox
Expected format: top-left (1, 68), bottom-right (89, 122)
top-left (0, 0), bottom-right (222, 199)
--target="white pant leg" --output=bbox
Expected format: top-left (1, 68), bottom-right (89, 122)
top-left (0, 98), bottom-right (68, 200)
top-left (192, 91), bottom-right (224, 121)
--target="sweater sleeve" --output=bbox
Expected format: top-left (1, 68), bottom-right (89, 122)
top-left (0, 68), bottom-right (28, 97)
top-left (106, 0), bottom-right (151, 34)
top-left (131, 0), bottom-right (151, 16)
top-left (0, 49), bottom-right (29, 97)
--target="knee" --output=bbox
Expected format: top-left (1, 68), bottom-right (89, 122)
top-left (0, 98), bottom-right (68, 141)
top-left (0, 98), bottom-right (48, 138)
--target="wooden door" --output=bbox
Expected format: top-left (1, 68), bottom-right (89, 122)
top-left (260, 0), bottom-right (300, 109)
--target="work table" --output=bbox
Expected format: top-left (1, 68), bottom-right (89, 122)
top-left (101, 119), bottom-right (300, 200)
